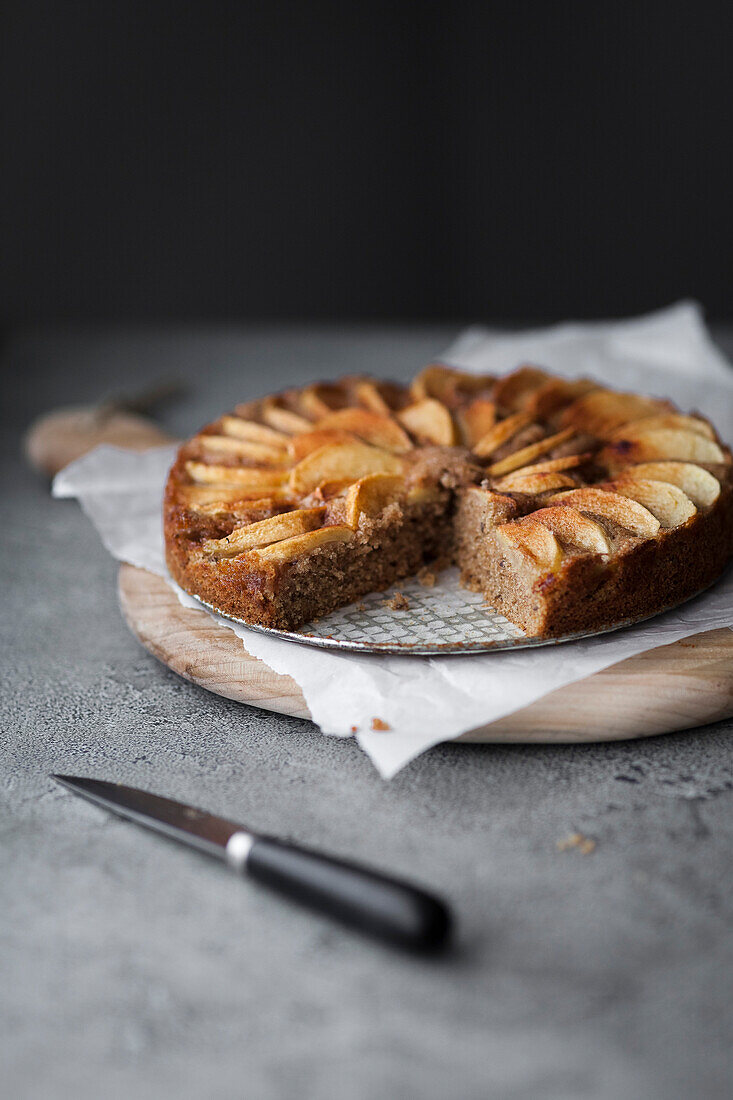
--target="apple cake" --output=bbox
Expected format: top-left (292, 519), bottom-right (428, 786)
top-left (164, 365), bottom-right (733, 638)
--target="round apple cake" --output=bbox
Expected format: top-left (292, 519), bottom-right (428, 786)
top-left (164, 365), bottom-right (733, 637)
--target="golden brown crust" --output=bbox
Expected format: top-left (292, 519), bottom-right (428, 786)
top-left (164, 368), bottom-right (733, 637)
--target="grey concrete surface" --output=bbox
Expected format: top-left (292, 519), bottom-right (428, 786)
top-left (2, 326), bottom-right (733, 1100)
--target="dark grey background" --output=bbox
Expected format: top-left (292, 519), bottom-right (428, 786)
top-left (3, 0), bottom-right (733, 326)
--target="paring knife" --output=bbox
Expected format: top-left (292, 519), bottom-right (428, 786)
top-left (51, 776), bottom-right (451, 953)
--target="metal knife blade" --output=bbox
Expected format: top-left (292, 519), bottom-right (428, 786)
top-left (51, 775), bottom-right (253, 865)
top-left (51, 775), bottom-right (451, 952)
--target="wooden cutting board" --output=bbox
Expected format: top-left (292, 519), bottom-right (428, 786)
top-left (118, 563), bottom-right (733, 744)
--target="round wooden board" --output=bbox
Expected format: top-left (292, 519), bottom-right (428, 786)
top-left (118, 563), bottom-right (733, 744)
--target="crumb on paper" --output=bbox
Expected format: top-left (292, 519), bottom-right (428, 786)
top-left (556, 832), bottom-right (596, 855)
top-left (384, 592), bottom-right (410, 611)
top-left (417, 566), bottom-right (436, 588)
top-left (371, 717), bottom-right (391, 731)
top-left (350, 725), bottom-right (358, 734)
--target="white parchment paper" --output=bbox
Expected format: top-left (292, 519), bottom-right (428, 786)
top-left (53, 303), bottom-right (733, 777)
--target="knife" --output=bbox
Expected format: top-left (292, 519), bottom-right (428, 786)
top-left (51, 775), bottom-right (451, 953)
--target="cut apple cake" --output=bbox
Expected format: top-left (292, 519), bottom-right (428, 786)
top-left (164, 365), bottom-right (733, 637)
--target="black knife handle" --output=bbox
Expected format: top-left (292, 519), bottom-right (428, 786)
top-left (244, 837), bottom-right (451, 952)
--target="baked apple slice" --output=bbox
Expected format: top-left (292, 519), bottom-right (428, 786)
top-left (193, 495), bottom-right (290, 517)
top-left (316, 408), bottom-right (413, 453)
top-left (492, 366), bottom-right (551, 412)
top-left (531, 506), bottom-right (612, 554)
top-left (618, 461), bottom-right (720, 507)
top-left (203, 507), bottom-right (326, 559)
top-left (496, 520), bottom-right (564, 572)
top-left (397, 398), bottom-right (457, 445)
top-left (459, 398), bottom-right (497, 447)
top-left (249, 524), bottom-right (355, 563)
top-left (549, 487), bottom-right (660, 538)
top-left (176, 485), bottom-right (293, 509)
top-left (297, 383), bottom-right (350, 420)
top-left (256, 398), bottom-right (312, 435)
top-left (411, 364), bottom-right (492, 402)
top-left (344, 473), bottom-right (406, 528)
top-left (185, 462), bottom-right (289, 490)
top-left (492, 470), bottom-right (576, 494)
top-left (561, 389), bottom-right (671, 437)
top-left (600, 428), bottom-right (725, 471)
top-left (197, 435), bottom-right (289, 465)
top-left (219, 415), bottom-right (290, 446)
top-left (354, 380), bottom-right (392, 415)
top-left (289, 440), bottom-right (404, 494)
top-left (500, 452), bottom-right (590, 476)
top-left (606, 477), bottom-right (696, 528)
top-left (606, 413), bottom-right (716, 442)
top-left (485, 428), bottom-right (576, 477)
top-left (524, 378), bottom-right (598, 422)
top-left (472, 411), bottom-right (534, 457)
top-left (288, 428), bottom-right (358, 462)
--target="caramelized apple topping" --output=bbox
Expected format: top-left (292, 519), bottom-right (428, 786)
top-left (288, 428), bottom-right (358, 463)
top-left (599, 428), bottom-right (725, 472)
top-left (344, 473), bottom-right (406, 528)
top-left (549, 488), bottom-right (660, 538)
top-left (249, 524), bottom-right (355, 563)
top-left (411, 364), bottom-right (492, 403)
top-left (289, 441), bottom-right (404, 495)
top-left (496, 452), bottom-right (590, 477)
top-left (496, 520), bottom-right (564, 572)
top-left (459, 398), bottom-right (497, 447)
top-left (492, 366), bottom-right (551, 412)
top-left (219, 416), bottom-right (290, 446)
top-left (605, 478), bottom-right (696, 528)
top-left (193, 495), bottom-right (290, 517)
top-left (561, 389), bottom-right (671, 437)
top-left (492, 470), bottom-right (576, 494)
top-left (197, 435), bottom-right (289, 465)
top-left (397, 398), bottom-right (458, 445)
top-left (531, 506), bottom-right (612, 554)
top-left (485, 428), bottom-right (577, 477)
top-left (316, 408), bottom-right (413, 453)
top-left (203, 507), bottom-right (326, 559)
top-left (472, 411), bottom-right (534, 457)
top-left (298, 383), bottom-right (350, 421)
top-left (619, 462), bottom-right (720, 507)
top-left (606, 413), bottom-right (716, 442)
top-left (524, 378), bottom-right (598, 422)
top-left (354, 380), bottom-right (393, 415)
top-left (258, 399), bottom-right (313, 435)
top-left (185, 462), bottom-right (289, 489)
top-left (177, 485), bottom-right (293, 510)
